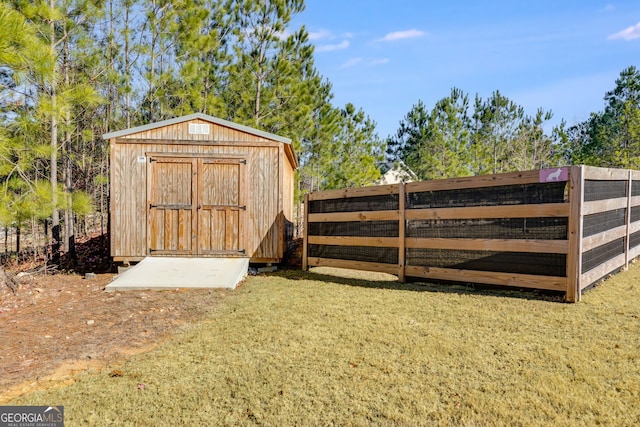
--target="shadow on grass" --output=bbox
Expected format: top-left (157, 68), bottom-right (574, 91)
top-left (272, 267), bottom-right (566, 303)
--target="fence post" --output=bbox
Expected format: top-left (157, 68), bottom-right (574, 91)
top-left (398, 182), bottom-right (406, 282)
top-left (625, 169), bottom-right (633, 270)
top-left (566, 165), bottom-right (584, 303)
top-left (302, 192), bottom-right (309, 271)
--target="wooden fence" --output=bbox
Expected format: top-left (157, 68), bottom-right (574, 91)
top-left (302, 166), bottom-right (640, 302)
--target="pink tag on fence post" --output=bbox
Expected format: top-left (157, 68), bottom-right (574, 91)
top-left (539, 167), bottom-right (568, 183)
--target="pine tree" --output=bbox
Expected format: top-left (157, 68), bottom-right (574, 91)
top-left (424, 88), bottom-right (472, 179)
top-left (166, 0), bottom-right (234, 117)
top-left (324, 103), bottom-right (383, 189)
top-left (385, 100), bottom-right (429, 173)
top-left (386, 90), bottom-right (472, 180)
top-left (0, 0), bottom-right (53, 254)
top-left (226, 0), bottom-right (306, 129)
top-left (507, 107), bottom-right (558, 171)
top-left (475, 90), bottom-right (524, 174)
top-left (139, 0), bottom-right (176, 122)
top-left (5, 0), bottom-right (102, 263)
top-left (391, 88), bottom-right (565, 179)
top-left (566, 66), bottom-right (640, 168)
top-left (298, 79), bottom-right (340, 193)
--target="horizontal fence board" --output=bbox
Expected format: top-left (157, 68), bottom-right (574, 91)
top-left (308, 210), bottom-right (400, 222)
top-left (583, 197), bottom-right (628, 215)
top-left (630, 221), bottom-right (640, 235)
top-left (308, 184), bottom-right (399, 201)
top-left (404, 237), bottom-right (569, 254)
top-left (583, 166), bottom-right (631, 181)
top-left (629, 245), bottom-right (640, 260)
top-left (308, 236), bottom-right (399, 248)
top-left (307, 257), bottom-right (399, 275)
top-left (304, 166), bottom-right (640, 302)
top-left (582, 225), bottom-right (627, 252)
top-left (580, 253), bottom-right (626, 290)
top-left (405, 203), bottom-right (570, 221)
top-left (405, 170), bottom-right (551, 193)
top-left (404, 265), bottom-right (567, 291)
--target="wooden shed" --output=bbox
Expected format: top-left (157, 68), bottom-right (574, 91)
top-left (104, 113), bottom-right (297, 264)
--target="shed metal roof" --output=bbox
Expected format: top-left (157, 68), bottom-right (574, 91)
top-left (102, 112), bottom-right (292, 145)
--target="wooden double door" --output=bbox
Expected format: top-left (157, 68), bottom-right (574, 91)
top-left (147, 156), bottom-right (246, 256)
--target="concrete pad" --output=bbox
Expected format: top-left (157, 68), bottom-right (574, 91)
top-left (106, 257), bottom-right (249, 292)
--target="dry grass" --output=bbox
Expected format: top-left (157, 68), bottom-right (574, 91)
top-left (7, 265), bottom-right (640, 426)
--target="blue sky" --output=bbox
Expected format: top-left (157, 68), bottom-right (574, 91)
top-left (292, 1), bottom-right (640, 138)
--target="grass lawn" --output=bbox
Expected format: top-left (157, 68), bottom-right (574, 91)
top-left (7, 265), bottom-right (640, 426)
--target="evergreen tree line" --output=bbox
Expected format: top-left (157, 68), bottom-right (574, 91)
top-left (0, 0), bottom-right (638, 261)
top-left (386, 88), bottom-right (562, 179)
top-left (385, 66), bottom-right (640, 181)
top-left (0, 0), bottom-right (383, 260)
top-left (564, 66), bottom-right (640, 169)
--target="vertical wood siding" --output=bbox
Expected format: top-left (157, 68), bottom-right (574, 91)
top-left (111, 142), bottom-right (148, 257)
top-left (148, 158), bottom-right (196, 255)
top-left (110, 119), bottom-right (294, 261)
top-left (119, 119), bottom-right (271, 142)
top-left (198, 159), bottom-right (245, 255)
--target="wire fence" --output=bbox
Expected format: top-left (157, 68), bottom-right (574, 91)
top-left (303, 166), bottom-right (640, 302)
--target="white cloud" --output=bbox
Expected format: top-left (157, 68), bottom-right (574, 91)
top-left (377, 29), bottom-right (426, 42)
top-left (370, 58), bottom-right (390, 66)
top-left (608, 22), bottom-right (640, 41)
top-left (340, 57), bottom-right (389, 69)
top-left (316, 40), bottom-right (350, 52)
top-left (341, 58), bottom-right (363, 68)
top-left (309, 29), bottom-right (332, 40)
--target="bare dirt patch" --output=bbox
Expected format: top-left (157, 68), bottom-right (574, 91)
top-left (0, 269), bottom-right (231, 402)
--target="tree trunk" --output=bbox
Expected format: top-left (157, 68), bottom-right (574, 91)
top-left (148, 0), bottom-right (158, 122)
top-left (31, 218), bottom-right (39, 263)
top-left (50, 0), bottom-right (60, 266)
top-left (63, 15), bottom-right (76, 263)
top-left (124, 2), bottom-right (131, 127)
top-left (16, 226), bottom-right (20, 254)
top-left (43, 219), bottom-right (51, 264)
top-left (51, 133), bottom-right (60, 265)
top-left (65, 156), bottom-right (76, 262)
top-left (255, 76), bottom-right (262, 126)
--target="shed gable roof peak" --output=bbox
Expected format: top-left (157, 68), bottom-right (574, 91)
top-left (102, 113), bottom-right (292, 144)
